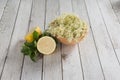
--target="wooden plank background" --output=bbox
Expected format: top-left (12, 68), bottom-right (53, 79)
top-left (0, 0), bottom-right (120, 80)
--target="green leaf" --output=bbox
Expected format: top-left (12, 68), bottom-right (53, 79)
top-left (33, 31), bottom-right (39, 40)
top-left (21, 29), bottom-right (59, 62)
top-left (42, 31), bottom-right (51, 36)
top-left (29, 52), bottom-right (37, 62)
top-left (34, 41), bottom-right (37, 48)
top-left (24, 41), bottom-right (34, 47)
top-left (24, 41), bottom-right (36, 50)
top-left (21, 45), bottom-right (32, 55)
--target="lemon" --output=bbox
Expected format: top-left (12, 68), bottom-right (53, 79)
top-left (37, 36), bottom-right (56, 55)
top-left (25, 33), bottom-right (33, 43)
top-left (35, 26), bottom-right (42, 35)
top-left (25, 26), bottom-right (42, 43)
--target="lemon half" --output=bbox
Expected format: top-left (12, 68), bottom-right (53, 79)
top-left (37, 36), bottom-right (56, 55)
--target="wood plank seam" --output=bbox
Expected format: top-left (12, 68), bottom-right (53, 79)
top-left (58, 0), bottom-right (63, 79)
top-left (71, 0), bottom-right (74, 13)
top-left (71, 0), bottom-right (85, 79)
top-left (74, 0), bottom-right (105, 79)
top-left (42, 0), bottom-right (45, 79)
top-left (87, 26), bottom-right (106, 80)
top-left (84, 0), bottom-right (120, 79)
top-left (83, 0), bottom-right (106, 79)
top-left (43, 0), bottom-right (47, 30)
top-left (42, 0), bottom-right (60, 80)
top-left (59, 0), bottom-right (83, 80)
top-left (0, 0), bottom-right (22, 79)
top-left (77, 45), bottom-right (85, 80)
top-left (20, 55), bottom-right (25, 80)
top-left (96, 0), bottom-right (120, 66)
top-left (19, 0), bottom-right (33, 80)
top-left (42, 0), bottom-right (47, 80)
top-left (0, 0), bottom-right (9, 21)
top-left (20, 0), bottom-right (45, 79)
top-left (43, 0), bottom-right (62, 79)
top-left (60, 44), bottom-right (63, 80)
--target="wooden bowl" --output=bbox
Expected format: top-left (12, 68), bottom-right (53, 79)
top-left (57, 24), bottom-right (88, 45)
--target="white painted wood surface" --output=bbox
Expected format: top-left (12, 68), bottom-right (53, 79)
top-left (109, 0), bottom-right (120, 23)
top-left (0, 0), bottom-right (8, 20)
top-left (0, 0), bottom-right (21, 78)
top-left (60, 0), bottom-right (83, 80)
top-left (21, 0), bottom-right (45, 80)
top-left (98, 0), bottom-right (120, 62)
top-left (72, 0), bottom-right (104, 80)
top-left (0, 0), bottom-right (120, 80)
top-left (43, 0), bottom-right (62, 80)
top-left (0, 0), bottom-right (32, 80)
top-left (85, 0), bottom-right (120, 80)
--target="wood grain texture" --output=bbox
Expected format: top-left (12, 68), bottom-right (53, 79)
top-left (109, 0), bottom-right (120, 23)
top-left (109, 0), bottom-right (120, 12)
top-left (59, 0), bottom-right (72, 13)
top-left (0, 0), bottom-right (120, 80)
top-left (0, 0), bottom-right (8, 20)
top-left (109, 0), bottom-right (120, 59)
top-left (97, 0), bottom-right (120, 65)
top-left (28, 0), bottom-right (45, 31)
top-left (0, 0), bottom-right (32, 80)
top-left (107, 0), bottom-right (120, 22)
top-left (60, 0), bottom-right (83, 80)
top-left (85, 0), bottom-right (120, 80)
top-left (61, 45), bottom-right (83, 80)
top-left (72, 0), bottom-right (104, 80)
top-left (0, 0), bottom-right (21, 77)
top-left (43, 0), bottom-right (62, 80)
top-left (21, 0), bottom-right (45, 80)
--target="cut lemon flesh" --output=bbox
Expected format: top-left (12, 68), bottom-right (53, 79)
top-left (37, 36), bottom-right (56, 54)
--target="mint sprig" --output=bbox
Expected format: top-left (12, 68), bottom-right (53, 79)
top-left (21, 31), bottom-right (40, 62)
top-left (21, 30), bottom-right (58, 62)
